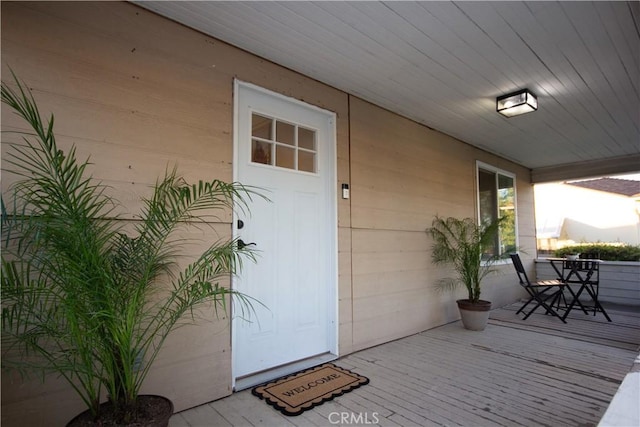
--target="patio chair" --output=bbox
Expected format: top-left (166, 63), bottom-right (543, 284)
top-left (509, 253), bottom-right (568, 323)
top-left (563, 254), bottom-right (600, 315)
top-left (562, 253), bottom-right (610, 320)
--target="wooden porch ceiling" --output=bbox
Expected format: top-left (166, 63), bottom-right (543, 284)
top-left (137, 1), bottom-right (640, 182)
top-left (171, 303), bottom-right (639, 426)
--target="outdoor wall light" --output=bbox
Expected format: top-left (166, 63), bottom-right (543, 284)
top-left (496, 89), bottom-right (537, 117)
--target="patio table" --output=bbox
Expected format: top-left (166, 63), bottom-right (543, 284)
top-left (546, 257), bottom-right (611, 322)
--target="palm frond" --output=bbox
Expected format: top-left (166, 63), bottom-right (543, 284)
top-left (427, 215), bottom-right (504, 302)
top-left (1, 73), bottom-right (265, 422)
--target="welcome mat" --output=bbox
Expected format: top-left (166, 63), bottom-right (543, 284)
top-left (251, 363), bottom-right (369, 416)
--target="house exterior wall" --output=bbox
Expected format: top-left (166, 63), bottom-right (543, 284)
top-left (1, 2), bottom-right (532, 426)
top-left (348, 98), bottom-right (534, 351)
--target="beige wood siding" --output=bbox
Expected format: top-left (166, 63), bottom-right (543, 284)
top-left (1, 2), bottom-right (349, 426)
top-left (2, 2), bottom-right (534, 426)
top-left (349, 97), bottom-right (534, 351)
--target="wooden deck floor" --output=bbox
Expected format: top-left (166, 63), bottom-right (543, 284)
top-left (170, 303), bottom-right (640, 427)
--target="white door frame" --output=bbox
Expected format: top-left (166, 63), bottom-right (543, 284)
top-left (231, 79), bottom-right (339, 388)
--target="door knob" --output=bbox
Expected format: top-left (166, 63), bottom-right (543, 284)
top-left (237, 239), bottom-right (256, 250)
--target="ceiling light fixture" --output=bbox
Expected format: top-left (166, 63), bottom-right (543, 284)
top-left (496, 89), bottom-right (537, 117)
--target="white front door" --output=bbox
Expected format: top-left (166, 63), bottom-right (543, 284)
top-left (232, 81), bottom-right (337, 385)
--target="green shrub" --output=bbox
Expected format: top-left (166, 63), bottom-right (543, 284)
top-left (554, 244), bottom-right (640, 261)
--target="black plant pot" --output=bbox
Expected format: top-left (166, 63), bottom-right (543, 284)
top-left (66, 395), bottom-right (173, 427)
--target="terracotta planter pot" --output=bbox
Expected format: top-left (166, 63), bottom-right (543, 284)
top-left (456, 299), bottom-right (492, 331)
top-left (67, 395), bottom-right (173, 427)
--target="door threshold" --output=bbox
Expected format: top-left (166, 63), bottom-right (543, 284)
top-left (234, 352), bottom-right (337, 391)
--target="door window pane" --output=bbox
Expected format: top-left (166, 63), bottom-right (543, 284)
top-left (298, 127), bottom-right (316, 150)
top-left (276, 121), bottom-right (295, 146)
top-left (249, 112), bottom-right (317, 173)
top-left (252, 140), bottom-right (272, 165)
top-left (298, 150), bottom-right (315, 173)
top-left (276, 145), bottom-right (295, 169)
top-left (252, 114), bottom-right (272, 139)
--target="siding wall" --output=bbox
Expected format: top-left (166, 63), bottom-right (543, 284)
top-left (348, 97), bottom-right (534, 351)
top-left (1, 2), bottom-right (532, 426)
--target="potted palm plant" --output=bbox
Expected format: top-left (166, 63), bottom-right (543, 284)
top-left (1, 76), bottom-right (262, 425)
top-left (427, 215), bottom-right (504, 331)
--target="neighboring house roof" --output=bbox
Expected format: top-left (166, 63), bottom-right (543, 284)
top-left (566, 178), bottom-right (640, 197)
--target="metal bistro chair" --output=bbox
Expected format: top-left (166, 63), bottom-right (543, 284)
top-left (562, 253), bottom-right (610, 321)
top-left (510, 253), bottom-right (568, 323)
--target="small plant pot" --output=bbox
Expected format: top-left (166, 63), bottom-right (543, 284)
top-left (456, 299), bottom-right (492, 331)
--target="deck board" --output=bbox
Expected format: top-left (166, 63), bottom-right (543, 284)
top-left (171, 303), bottom-right (639, 426)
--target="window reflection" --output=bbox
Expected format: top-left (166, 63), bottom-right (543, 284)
top-left (298, 151), bottom-right (315, 173)
top-left (252, 140), bottom-right (271, 165)
top-left (276, 145), bottom-right (295, 169)
top-left (251, 112), bottom-right (317, 173)
top-left (276, 121), bottom-right (295, 146)
top-left (298, 127), bottom-right (315, 150)
top-left (252, 114), bottom-right (272, 139)
top-left (478, 167), bottom-right (516, 258)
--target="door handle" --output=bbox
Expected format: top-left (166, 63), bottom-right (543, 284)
top-left (237, 239), bottom-right (256, 250)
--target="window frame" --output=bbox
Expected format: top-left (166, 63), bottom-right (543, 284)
top-left (476, 161), bottom-right (518, 263)
top-left (250, 111), bottom-right (319, 175)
